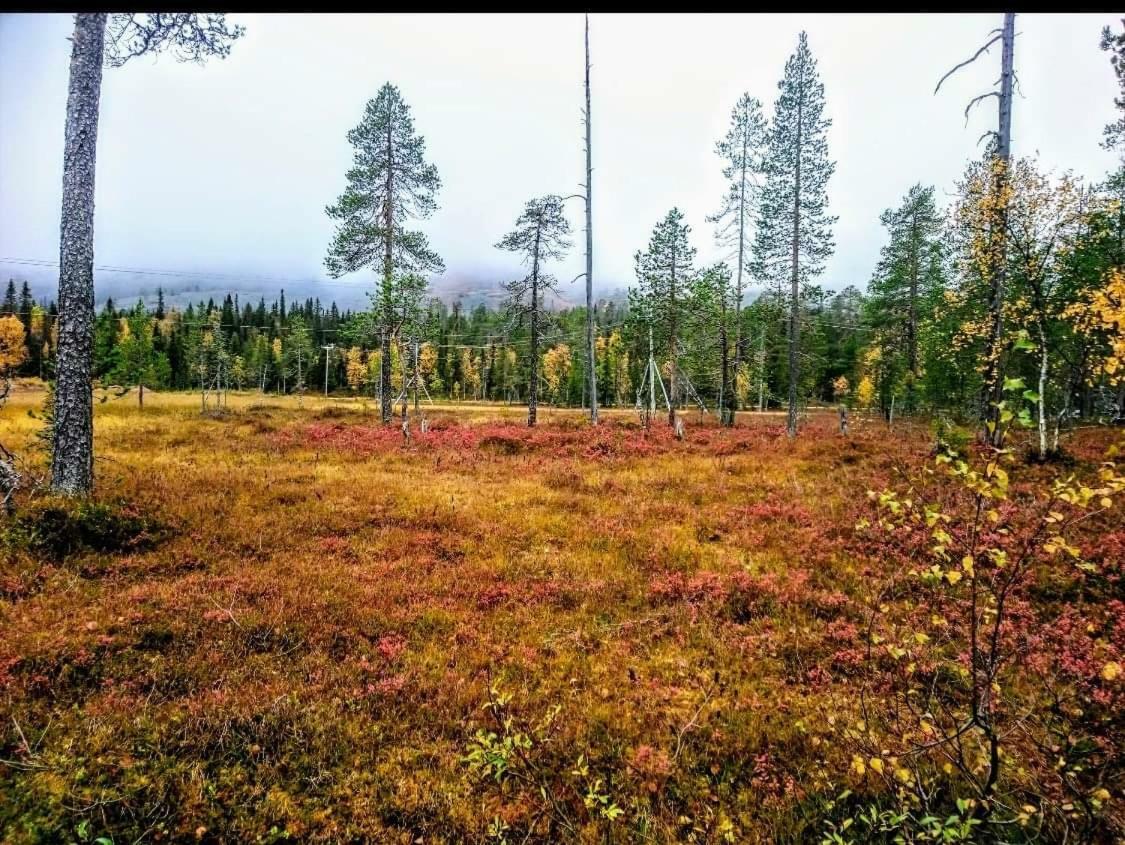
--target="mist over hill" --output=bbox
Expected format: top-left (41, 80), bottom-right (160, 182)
top-left (0, 260), bottom-right (630, 313)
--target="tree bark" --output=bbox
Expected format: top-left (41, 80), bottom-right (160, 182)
top-left (982, 12), bottom-right (1015, 445)
top-left (907, 210), bottom-right (919, 413)
top-left (727, 133), bottom-right (749, 428)
top-left (528, 222), bottom-right (541, 427)
top-left (1037, 321), bottom-right (1049, 459)
top-left (51, 13), bottom-right (107, 496)
top-left (585, 14), bottom-right (598, 425)
top-left (667, 240), bottom-right (678, 427)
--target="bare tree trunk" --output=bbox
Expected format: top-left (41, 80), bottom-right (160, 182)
top-left (51, 13), bottom-right (107, 496)
top-left (983, 12), bottom-right (1015, 445)
top-left (727, 133), bottom-right (749, 428)
top-left (667, 241), bottom-right (678, 428)
top-left (907, 210), bottom-right (919, 414)
top-left (787, 94), bottom-right (803, 439)
top-left (757, 327), bottom-right (766, 412)
top-left (1037, 321), bottom-right (1049, 459)
top-left (584, 14), bottom-right (598, 425)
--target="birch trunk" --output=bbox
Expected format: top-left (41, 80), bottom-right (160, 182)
top-left (51, 13), bottom-right (107, 496)
top-left (1037, 321), bottom-right (1049, 459)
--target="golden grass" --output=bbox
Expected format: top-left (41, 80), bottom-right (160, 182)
top-left (0, 382), bottom-right (1119, 843)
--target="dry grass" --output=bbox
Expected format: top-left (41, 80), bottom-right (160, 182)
top-left (0, 382), bottom-right (1120, 843)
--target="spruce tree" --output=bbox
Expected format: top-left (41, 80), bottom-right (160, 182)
top-left (865, 184), bottom-right (946, 414)
top-left (630, 208), bottom-right (697, 426)
top-left (495, 195), bottom-right (572, 427)
top-left (753, 31), bottom-right (836, 437)
top-left (325, 82), bottom-right (444, 424)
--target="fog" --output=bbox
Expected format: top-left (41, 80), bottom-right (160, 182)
top-left (1, 13), bottom-right (1120, 310)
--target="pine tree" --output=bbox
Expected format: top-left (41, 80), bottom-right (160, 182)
top-left (2, 280), bottom-right (16, 316)
top-left (325, 82), bottom-right (444, 424)
top-left (865, 184), bottom-right (946, 413)
top-left (51, 13), bottom-right (242, 496)
top-left (1101, 19), bottom-right (1125, 154)
top-left (709, 93), bottom-right (767, 425)
top-left (495, 195), bottom-right (573, 426)
top-left (753, 31), bottom-right (836, 437)
top-left (18, 282), bottom-right (34, 333)
top-left (631, 208), bottom-right (697, 426)
top-left (108, 300), bottom-right (168, 406)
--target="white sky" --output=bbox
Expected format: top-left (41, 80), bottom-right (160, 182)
top-left (1, 13), bottom-right (1121, 310)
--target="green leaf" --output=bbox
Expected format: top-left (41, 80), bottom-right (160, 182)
top-left (1003, 377), bottom-right (1025, 392)
top-left (1022, 390), bottom-right (1040, 402)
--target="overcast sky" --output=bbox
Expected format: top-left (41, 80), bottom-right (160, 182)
top-left (1, 13), bottom-right (1122, 310)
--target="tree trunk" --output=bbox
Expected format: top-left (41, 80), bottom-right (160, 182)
top-left (983, 12), bottom-right (1015, 445)
top-left (787, 92), bottom-right (803, 439)
top-left (584, 15), bottom-right (598, 425)
top-left (413, 338), bottom-right (420, 411)
top-left (138, 381), bottom-right (143, 408)
top-left (719, 288), bottom-right (731, 426)
top-left (757, 327), bottom-right (766, 412)
top-left (1038, 321), bottom-right (1049, 459)
top-left (667, 241), bottom-right (678, 427)
top-left (728, 134), bottom-right (749, 428)
top-left (528, 224), bottom-right (541, 427)
top-left (907, 211), bottom-right (919, 414)
top-left (381, 116), bottom-right (395, 425)
top-left (51, 13), bottom-right (106, 496)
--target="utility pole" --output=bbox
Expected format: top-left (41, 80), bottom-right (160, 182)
top-left (321, 344), bottom-right (334, 396)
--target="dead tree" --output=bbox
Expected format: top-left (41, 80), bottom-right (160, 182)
top-left (935, 12), bottom-right (1015, 445)
top-left (583, 14), bottom-right (598, 425)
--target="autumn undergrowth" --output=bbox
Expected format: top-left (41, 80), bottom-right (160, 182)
top-left (0, 384), bottom-right (1120, 844)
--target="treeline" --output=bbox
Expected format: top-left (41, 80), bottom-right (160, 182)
top-left (5, 156), bottom-right (1124, 424)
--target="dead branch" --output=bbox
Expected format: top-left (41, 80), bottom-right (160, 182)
top-left (934, 33), bottom-right (1003, 95)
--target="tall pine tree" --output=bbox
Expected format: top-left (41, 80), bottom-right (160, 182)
top-left (325, 82), bottom-right (444, 423)
top-left (709, 93), bottom-right (767, 425)
top-left (753, 31), bottom-right (836, 437)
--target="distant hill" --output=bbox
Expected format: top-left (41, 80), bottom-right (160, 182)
top-left (1, 261), bottom-right (630, 313)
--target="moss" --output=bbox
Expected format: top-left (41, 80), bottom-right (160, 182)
top-left (2, 498), bottom-right (167, 561)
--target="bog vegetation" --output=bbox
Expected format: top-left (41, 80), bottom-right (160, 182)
top-left (1, 10), bottom-right (1125, 845)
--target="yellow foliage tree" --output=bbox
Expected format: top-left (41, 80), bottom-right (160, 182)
top-left (542, 343), bottom-right (572, 403)
top-left (1065, 266), bottom-right (1125, 384)
top-left (0, 315), bottom-right (27, 374)
top-left (345, 346), bottom-right (366, 393)
top-left (856, 375), bottom-right (876, 409)
top-left (460, 349), bottom-right (481, 399)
